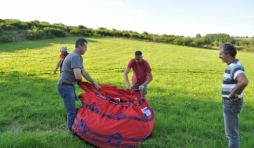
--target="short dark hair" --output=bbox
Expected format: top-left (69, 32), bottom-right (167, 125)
top-left (219, 43), bottom-right (237, 57)
top-left (135, 51), bottom-right (142, 56)
top-left (75, 38), bottom-right (88, 48)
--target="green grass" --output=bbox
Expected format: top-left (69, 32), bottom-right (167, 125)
top-left (0, 37), bottom-right (254, 148)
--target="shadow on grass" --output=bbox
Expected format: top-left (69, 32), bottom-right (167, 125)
top-left (0, 37), bottom-right (100, 53)
top-left (0, 71), bottom-right (65, 127)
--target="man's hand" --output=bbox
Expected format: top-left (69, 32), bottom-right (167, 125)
top-left (138, 85), bottom-right (145, 91)
top-left (54, 68), bottom-right (57, 74)
top-left (229, 94), bottom-right (239, 102)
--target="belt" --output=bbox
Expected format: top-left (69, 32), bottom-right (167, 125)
top-left (59, 82), bottom-right (74, 86)
top-left (223, 97), bottom-right (242, 100)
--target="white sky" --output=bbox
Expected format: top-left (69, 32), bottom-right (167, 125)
top-left (0, 0), bottom-right (253, 37)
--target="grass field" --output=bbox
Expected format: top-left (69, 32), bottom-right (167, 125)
top-left (0, 37), bottom-right (254, 148)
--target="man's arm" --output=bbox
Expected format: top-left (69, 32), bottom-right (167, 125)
top-left (73, 68), bottom-right (97, 83)
top-left (229, 73), bottom-right (248, 101)
top-left (54, 59), bottom-right (63, 74)
top-left (142, 72), bottom-right (153, 86)
top-left (73, 68), bottom-right (82, 81)
top-left (138, 72), bottom-right (153, 90)
top-left (81, 69), bottom-right (100, 89)
top-left (123, 68), bottom-right (131, 89)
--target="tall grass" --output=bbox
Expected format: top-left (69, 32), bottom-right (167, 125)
top-left (0, 37), bottom-right (253, 148)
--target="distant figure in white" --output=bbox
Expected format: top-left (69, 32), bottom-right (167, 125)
top-left (54, 46), bottom-right (68, 74)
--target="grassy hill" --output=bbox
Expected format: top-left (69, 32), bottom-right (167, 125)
top-left (0, 37), bottom-right (254, 147)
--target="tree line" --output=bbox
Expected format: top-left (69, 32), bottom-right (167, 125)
top-left (0, 19), bottom-right (253, 52)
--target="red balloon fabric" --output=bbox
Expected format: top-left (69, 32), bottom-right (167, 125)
top-left (72, 82), bottom-right (155, 148)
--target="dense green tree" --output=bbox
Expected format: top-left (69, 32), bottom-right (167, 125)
top-left (182, 37), bottom-right (193, 46)
top-left (173, 38), bottom-right (184, 45)
top-left (191, 37), bottom-right (205, 47)
top-left (78, 25), bottom-right (87, 30)
top-left (204, 33), bottom-right (233, 44)
top-left (196, 33), bottom-right (201, 38)
top-left (110, 28), bottom-right (122, 37)
top-left (121, 30), bottom-right (130, 38)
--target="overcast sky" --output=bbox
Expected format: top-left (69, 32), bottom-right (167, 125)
top-left (0, 0), bottom-right (253, 37)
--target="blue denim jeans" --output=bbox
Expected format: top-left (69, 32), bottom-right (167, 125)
top-left (57, 83), bottom-right (77, 135)
top-left (222, 99), bottom-right (243, 148)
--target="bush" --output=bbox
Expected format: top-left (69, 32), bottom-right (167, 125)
top-left (43, 27), bottom-right (66, 37)
top-left (0, 27), bottom-right (2, 35)
top-left (93, 33), bottom-right (102, 37)
top-left (50, 28), bottom-right (66, 37)
top-left (26, 32), bottom-right (36, 40)
top-left (70, 28), bottom-right (81, 36)
top-left (0, 34), bottom-right (13, 43)
top-left (204, 44), bottom-right (212, 49)
top-left (82, 32), bottom-right (91, 37)
top-left (45, 33), bottom-right (56, 39)
top-left (235, 46), bottom-right (244, 51)
top-left (26, 27), bottom-right (45, 40)
top-left (17, 22), bottom-right (29, 29)
top-left (5, 24), bottom-right (15, 30)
